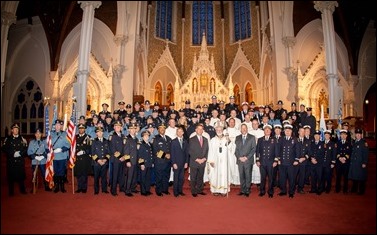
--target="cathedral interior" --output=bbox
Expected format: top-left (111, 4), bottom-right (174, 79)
top-left (1, 1), bottom-right (375, 136)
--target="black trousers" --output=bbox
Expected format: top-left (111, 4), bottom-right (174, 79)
top-left (125, 164), bottom-right (138, 194)
top-left (93, 163), bottom-right (108, 193)
top-left (279, 165), bottom-right (296, 195)
top-left (190, 166), bottom-right (205, 194)
top-left (260, 164), bottom-right (274, 195)
top-left (351, 180), bottom-right (366, 195)
top-left (155, 162), bottom-right (171, 194)
top-left (140, 167), bottom-right (152, 194)
top-left (335, 163), bottom-right (349, 193)
top-left (173, 166), bottom-right (185, 195)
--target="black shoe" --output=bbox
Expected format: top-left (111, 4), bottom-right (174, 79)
top-left (237, 192), bottom-right (244, 196)
top-left (162, 191), bottom-right (170, 195)
top-left (102, 191), bottom-right (109, 194)
top-left (192, 193), bottom-right (198, 197)
top-left (132, 190), bottom-right (140, 194)
top-left (174, 194), bottom-right (179, 197)
top-left (111, 192), bottom-right (118, 196)
top-left (82, 189), bottom-right (87, 193)
top-left (179, 192), bottom-right (186, 196)
top-left (289, 194), bottom-right (294, 198)
top-left (268, 194), bottom-right (273, 198)
top-left (125, 193), bottom-right (134, 197)
top-left (20, 190), bottom-right (27, 195)
top-left (45, 187), bottom-right (52, 192)
top-left (258, 193), bottom-right (265, 197)
top-left (198, 192), bottom-right (206, 195)
top-left (141, 193), bottom-right (148, 196)
top-left (169, 182), bottom-right (174, 186)
top-left (316, 191), bottom-right (322, 195)
top-left (156, 193), bottom-right (163, 197)
top-left (244, 193), bottom-right (249, 197)
top-left (75, 189), bottom-right (82, 193)
top-left (297, 190), bottom-right (305, 194)
top-left (278, 192), bottom-right (287, 196)
top-left (146, 191), bottom-right (153, 195)
top-left (309, 190), bottom-right (317, 194)
top-left (94, 192), bottom-right (99, 195)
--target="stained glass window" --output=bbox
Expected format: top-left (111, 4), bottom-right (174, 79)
top-left (192, 1), bottom-right (213, 45)
top-left (234, 1), bottom-right (251, 42)
top-left (13, 79), bottom-right (44, 134)
top-left (156, 1), bottom-right (173, 41)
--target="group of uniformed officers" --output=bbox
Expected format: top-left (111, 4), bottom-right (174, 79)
top-left (2, 95), bottom-right (370, 198)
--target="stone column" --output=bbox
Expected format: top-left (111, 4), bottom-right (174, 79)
top-left (314, 1), bottom-right (339, 119)
top-left (74, 1), bottom-right (101, 118)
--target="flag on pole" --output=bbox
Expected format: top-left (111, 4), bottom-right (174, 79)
top-left (336, 99), bottom-right (343, 139)
top-left (45, 131), bottom-right (55, 189)
top-left (67, 101), bottom-right (77, 169)
top-left (44, 103), bottom-right (50, 134)
top-left (51, 103), bottom-right (57, 130)
top-left (319, 104), bottom-right (326, 141)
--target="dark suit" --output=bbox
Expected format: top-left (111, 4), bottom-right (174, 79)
top-left (91, 137), bottom-right (110, 193)
top-left (188, 135), bottom-right (209, 195)
top-left (235, 134), bottom-right (256, 194)
top-left (171, 138), bottom-right (189, 196)
top-left (123, 134), bottom-right (139, 194)
top-left (138, 140), bottom-right (154, 195)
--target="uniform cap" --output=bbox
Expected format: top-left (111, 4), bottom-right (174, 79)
top-left (113, 120), bottom-right (122, 127)
top-left (196, 105), bottom-right (201, 109)
top-left (339, 129), bottom-right (347, 134)
top-left (355, 128), bottom-right (363, 134)
top-left (306, 107), bottom-right (312, 111)
top-left (324, 130), bottom-right (331, 135)
top-left (185, 100), bottom-right (191, 104)
top-left (291, 102), bottom-right (296, 107)
top-left (229, 95), bottom-right (235, 99)
top-left (211, 95), bottom-right (217, 99)
top-left (314, 130), bottom-right (321, 135)
top-left (126, 104), bottom-right (132, 109)
top-left (274, 124), bottom-right (282, 129)
top-left (95, 126), bottom-right (104, 133)
top-left (78, 124), bottom-right (86, 129)
top-left (284, 124), bottom-right (293, 129)
top-left (277, 100), bottom-right (283, 105)
top-left (55, 119), bottom-right (64, 125)
top-left (263, 124), bottom-right (273, 130)
top-left (102, 103), bottom-right (109, 107)
top-left (303, 125), bottom-right (311, 129)
top-left (170, 102), bottom-right (175, 106)
top-left (158, 123), bottom-right (167, 129)
top-left (145, 100), bottom-right (150, 105)
top-left (129, 123), bottom-right (138, 129)
top-left (118, 101), bottom-right (125, 105)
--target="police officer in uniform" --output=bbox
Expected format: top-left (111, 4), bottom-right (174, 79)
top-left (208, 95), bottom-right (219, 114)
top-left (275, 100), bottom-right (287, 120)
top-left (109, 120), bottom-right (127, 196)
top-left (152, 123), bottom-right (172, 196)
top-left (308, 130), bottom-right (325, 194)
top-left (74, 124), bottom-right (92, 193)
top-left (349, 128), bottom-right (369, 195)
top-left (91, 126), bottom-right (110, 194)
top-left (335, 130), bottom-right (352, 193)
top-left (51, 119), bottom-right (70, 193)
top-left (3, 123), bottom-right (28, 196)
top-left (277, 124), bottom-right (298, 198)
top-left (117, 101), bottom-right (127, 119)
top-left (123, 123), bottom-right (139, 196)
top-left (322, 130), bottom-right (336, 193)
top-left (295, 126), bottom-right (310, 194)
top-left (138, 130), bottom-right (154, 196)
top-left (27, 128), bottom-right (50, 191)
top-left (183, 100), bottom-right (195, 119)
top-left (225, 95), bottom-right (239, 114)
top-left (256, 125), bottom-right (278, 198)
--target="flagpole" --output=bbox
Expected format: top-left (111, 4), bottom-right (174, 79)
top-left (71, 97), bottom-right (77, 194)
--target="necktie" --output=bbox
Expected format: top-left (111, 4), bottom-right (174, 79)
top-left (243, 136), bottom-right (246, 145)
top-left (199, 136), bottom-right (203, 147)
top-left (286, 137), bottom-right (289, 141)
top-left (342, 140), bottom-right (345, 144)
top-left (37, 140), bottom-right (41, 145)
top-left (179, 138), bottom-right (183, 148)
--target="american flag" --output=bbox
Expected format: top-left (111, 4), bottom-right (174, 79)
top-left (67, 101), bottom-right (77, 168)
top-left (45, 132), bottom-right (55, 189)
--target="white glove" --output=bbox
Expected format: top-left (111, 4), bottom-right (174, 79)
top-left (35, 156), bottom-right (44, 161)
top-left (77, 150), bottom-right (85, 156)
top-left (14, 151), bottom-right (21, 158)
top-left (54, 148), bottom-right (62, 153)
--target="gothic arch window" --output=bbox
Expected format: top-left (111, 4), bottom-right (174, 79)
top-left (166, 83), bottom-right (174, 105)
top-left (210, 78), bottom-right (215, 93)
top-left (245, 82), bottom-right (253, 103)
top-left (154, 81), bottom-right (163, 105)
top-left (156, 1), bottom-right (173, 41)
top-left (234, 84), bottom-right (240, 105)
top-left (233, 1), bottom-right (252, 42)
top-left (13, 79), bottom-right (44, 134)
top-left (192, 1), bottom-right (214, 45)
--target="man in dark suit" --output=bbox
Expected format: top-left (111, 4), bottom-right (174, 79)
top-left (171, 126), bottom-right (189, 197)
top-left (188, 123), bottom-right (209, 197)
top-left (235, 124), bottom-right (256, 197)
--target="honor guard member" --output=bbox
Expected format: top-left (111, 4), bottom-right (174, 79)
top-left (288, 102), bottom-right (300, 123)
top-left (225, 95), bottom-right (239, 114)
top-left (322, 130), bottom-right (336, 193)
top-left (187, 113), bottom-right (200, 137)
top-left (348, 128), bottom-right (369, 195)
top-left (109, 120), bottom-right (127, 196)
top-left (295, 126), bottom-right (310, 194)
top-left (27, 128), bottom-right (50, 191)
top-left (303, 125), bottom-right (314, 185)
top-left (301, 107), bottom-right (316, 136)
top-left (144, 100), bottom-right (152, 117)
top-left (132, 102), bottom-right (141, 118)
top-left (341, 122), bottom-right (352, 142)
top-left (203, 115), bottom-right (216, 138)
top-left (275, 100), bottom-right (287, 120)
top-left (277, 124), bottom-right (298, 198)
top-left (152, 123), bottom-right (172, 196)
top-left (91, 126), bottom-right (110, 194)
top-left (152, 109), bottom-right (163, 127)
top-left (126, 104), bottom-right (133, 116)
top-left (3, 123), bottom-right (28, 195)
top-left (335, 129), bottom-right (352, 193)
top-left (123, 123), bottom-right (139, 197)
top-left (208, 95), bottom-right (219, 114)
top-left (308, 131), bottom-right (325, 195)
top-left (238, 102), bottom-right (249, 122)
top-left (138, 130), bottom-right (154, 196)
top-left (167, 102), bottom-right (178, 118)
top-left (195, 105), bottom-right (202, 115)
top-left (256, 125), bottom-right (278, 198)
top-left (202, 104), bottom-right (209, 117)
top-left (74, 124), bottom-right (92, 193)
top-left (160, 106), bottom-right (170, 123)
top-left (153, 101), bottom-right (161, 113)
top-left (272, 124), bottom-right (282, 188)
top-left (117, 101), bottom-right (127, 119)
top-left (50, 119), bottom-right (70, 193)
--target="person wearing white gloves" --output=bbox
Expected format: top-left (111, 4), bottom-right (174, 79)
top-left (27, 128), bottom-right (50, 191)
top-left (74, 124), bottom-right (92, 193)
top-left (50, 119), bottom-right (70, 193)
top-left (2, 123), bottom-right (28, 196)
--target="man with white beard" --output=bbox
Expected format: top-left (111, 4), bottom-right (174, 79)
top-left (225, 118), bottom-right (241, 185)
top-left (208, 125), bottom-right (231, 196)
top-left (249, 118), bottom-right (264, 187)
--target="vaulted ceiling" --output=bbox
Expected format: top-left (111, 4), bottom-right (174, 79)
top-left (15, 1), bottom-right (375, 74)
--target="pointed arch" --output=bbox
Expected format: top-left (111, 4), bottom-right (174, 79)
top-left (233, 84), bottom-right (240, 105)
top-left (154, 81), bottom-right (163, 105)
top-left (245, 82), bottom-right (253, 104)
top-left (166, 83), bottom-right (174, 105)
